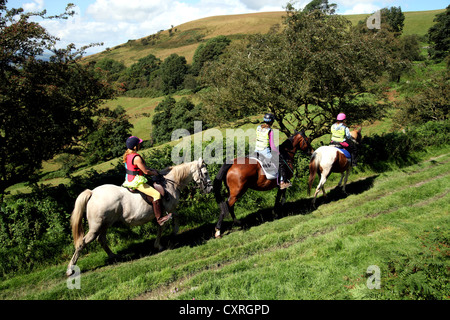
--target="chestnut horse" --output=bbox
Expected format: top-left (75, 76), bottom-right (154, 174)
top-left (308, 128), bottom-right (362, 207)
top-left (213, 131), bottom-right (313, 238)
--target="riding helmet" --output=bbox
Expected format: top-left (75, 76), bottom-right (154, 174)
top-left (336, 113), bottom-right (346, 121)
top-left (126, 136), bottom-right (143, 149)
top-left (263, 113), bottom-right (275, 123)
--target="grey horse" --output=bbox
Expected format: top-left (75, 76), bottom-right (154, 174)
top-left (66, 158), bottom-right (212, 276)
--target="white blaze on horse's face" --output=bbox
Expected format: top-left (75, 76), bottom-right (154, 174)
top-left (194, 158), bottom-right (213, 193)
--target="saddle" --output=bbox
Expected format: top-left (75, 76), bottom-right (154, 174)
top-left (330, 142), bottom-right (351, 159)
top-left (124, 182), bottom-right (167, 206)
top-left (248, 152), bottom-right (279, 180)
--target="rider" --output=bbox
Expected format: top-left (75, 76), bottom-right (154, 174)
top-left (330, 113), bottom-right (358, 166)
top-left (122, 136), bottom-right (172, 226)
top-left (254, 113), bottom-right (291, 190)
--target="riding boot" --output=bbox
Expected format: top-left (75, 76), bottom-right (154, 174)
top-left (279, 164), bottom-right (292, 190)
top-left (153, 199), bottom-right (172, 226)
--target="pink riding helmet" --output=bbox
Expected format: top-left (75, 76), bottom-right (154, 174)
top-left (337, 113), bottom-right (346, 121)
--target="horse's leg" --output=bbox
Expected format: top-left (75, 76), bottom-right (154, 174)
top-left (338, 172), bottom-right (345, 188)
top-left (215, 202), bottom-right (229, 238)
top-left (66, 229), bottom-right (99, 276)
top-left (171, 211), bottom-right (180, 235)
top-left (154, 225), bottom-right (164, 251)
top-left (227, 184), bottom-right (247, 225)
top-left (342, 168), bottom-right (351, 194)
top-left (228, 203), bottom-right (240, 225)
top-left (214, 189), bottom-right (244, 238)
top-left (98, 228), bottom-right (118, 259)
top-left (312, 170), bottom-right (329, 207)
top-left (273, 188), bottom-right (286, 216)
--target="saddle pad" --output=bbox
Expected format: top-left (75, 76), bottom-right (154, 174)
top-left (336, 147), bottom-right (351, 159)
top-left (248, 156), bottom-right (278, 180)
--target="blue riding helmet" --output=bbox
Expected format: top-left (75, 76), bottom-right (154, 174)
top-left (263, 113), bottom-right (275, 123)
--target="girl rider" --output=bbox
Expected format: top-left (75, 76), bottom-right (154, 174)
top-left (122, 136), bottom-right (172, 226)
top-left (331, 113), bottom-right (358, 166)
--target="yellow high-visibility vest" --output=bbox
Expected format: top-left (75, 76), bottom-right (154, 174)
top-left (255, 126), bottom-right (271, 151)
top-left (331, 123), bottom-right (346, 142)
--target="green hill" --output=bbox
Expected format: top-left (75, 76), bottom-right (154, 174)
top-left (83, 9), bottom-right (444, 66)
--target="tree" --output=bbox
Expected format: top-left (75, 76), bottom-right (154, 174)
top-left (428, 5), bottom-right (450, 62)
top-left (303, 0), bottom-right (337, 15)
top-left (159, 54), bottom-right (188, 94)
top-left (0, 1), bottom-right (115, 196)
top-left (126, 53), bottom-right (161, 89)
top-left (95, 58), bottom-right (126, 82)
top-left (83, 106), bottom-right (133, 165)
top-left (394, 70), bottom-right (449, 126)
top-left (191, 35), bottom-right (231, 76)
top-left (200, 3), bottom-right (389, 140)
top-left (381, 6), bottom-right (405, 34)
top-left (151, 96), bottom-right (203, 144)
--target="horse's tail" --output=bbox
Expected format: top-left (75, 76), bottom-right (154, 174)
top-left (214, 163), bottom-right (233, 204)
top-left (71, 189), bottom-right (92, 248)
top-left (308, 152), bottom-right (320, 196)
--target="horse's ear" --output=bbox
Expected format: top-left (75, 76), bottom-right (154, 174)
top-left (198, 157), bottom-right (203, 166)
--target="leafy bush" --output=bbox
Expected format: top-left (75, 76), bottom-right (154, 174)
top-left (0, 196), bottom-right (70, 276)
top-left (359, 120), bottom-right (449, 171)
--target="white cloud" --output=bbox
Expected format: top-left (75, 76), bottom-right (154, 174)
top-left (35, 0), bottom-right (309, 55)
top-left (342, 3), bottom-right (381, 14)
top-left (23, 0), bottom-right (44, 11)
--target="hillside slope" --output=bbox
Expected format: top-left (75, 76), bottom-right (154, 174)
top-left (1, 148), bottom-right (448, 300)
top-left (84, 9), bottom-right (444, 66)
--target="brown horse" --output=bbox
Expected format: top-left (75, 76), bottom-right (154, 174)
top-left (213, 131), bottom-right (313, 238)
top-left (308, 128), bottom-right (362, 207)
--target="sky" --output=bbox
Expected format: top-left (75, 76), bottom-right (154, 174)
top-left (5, 0), bottom-right (449, 55)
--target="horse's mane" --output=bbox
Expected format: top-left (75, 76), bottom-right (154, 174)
top-left (279, 130), bottom-right (306, 151)
top-left (160, 162), bottom-right (193, 183)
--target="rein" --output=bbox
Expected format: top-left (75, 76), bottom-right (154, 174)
top-left (162, 165), bottom-right (211, 191)
top-left (280, 131), bottom-right (311, 175)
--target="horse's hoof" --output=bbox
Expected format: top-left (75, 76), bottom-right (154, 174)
top-left (66, 268), bottom-right (75, 277)
top-left (215, 229), bottom-right (222, 238)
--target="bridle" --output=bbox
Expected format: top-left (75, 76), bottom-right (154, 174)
top-left (164, 162), bottom-right (212, 192)
top-left (195, 162), bottom-right (213, 192)
top-left (282, 131), bottom-right (313, 174)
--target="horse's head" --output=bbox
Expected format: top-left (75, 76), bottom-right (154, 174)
top-left (350, 127), bottom-right (362, 144)
top-left (291, 130), bottom-right (314, 156)
top-left (192, 157), bottom-right (213, 194)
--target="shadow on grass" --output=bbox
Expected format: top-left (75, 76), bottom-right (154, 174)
top-left (107, 174), bottom-right (378, 265)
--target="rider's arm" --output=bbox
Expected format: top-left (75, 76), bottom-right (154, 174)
top-left (345, 127), bottom-right (352, 140)
top-left (133, 156), bottom-right (158, 176)
top-left (269, 129), bottom-right (280, 154)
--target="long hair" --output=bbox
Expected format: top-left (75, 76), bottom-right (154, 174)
top-left (123, 148), bottom-right (137, 163)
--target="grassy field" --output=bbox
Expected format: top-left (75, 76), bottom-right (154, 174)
top-left (83, 9), bottom-right (444, 66)
top-left (1, 145), bottom-right (448, 300)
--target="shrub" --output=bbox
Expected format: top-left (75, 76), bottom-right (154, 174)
top-left (0, 196), bottom-right (70, 276)
top-left (359, 120), bottom-right (449, 171)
